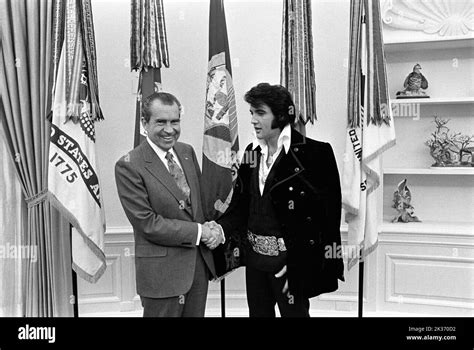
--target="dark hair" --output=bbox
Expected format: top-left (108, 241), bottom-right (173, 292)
top-left (244, 83), bottom-right (295, 129)
top-left (142, 92), bottom-right (182, 122)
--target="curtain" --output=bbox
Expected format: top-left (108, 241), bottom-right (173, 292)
top-left (0, 120), bottom-right (25, 316)
top-left (0, 0), bottom-right (73, 316)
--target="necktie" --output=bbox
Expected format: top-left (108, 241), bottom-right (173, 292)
top-left (165, 152), bottom-right (191, 203)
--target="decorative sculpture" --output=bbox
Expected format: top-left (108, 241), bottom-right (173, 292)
top-left (381, 0), bottom-right (474, 37)
top-left (396, 63), bottom-right (429, 98)
top-left (426, 117), bottom-right (474, 167)
top-left (392, 179), bottom-right (421, 223)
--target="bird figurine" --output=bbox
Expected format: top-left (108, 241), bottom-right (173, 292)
top-left (396, 63), bottom-right (429, 98)
top-left (392, 179), bottom-right (421, 223)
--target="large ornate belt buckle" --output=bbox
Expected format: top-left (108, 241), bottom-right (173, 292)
top-left (247, 231), bottom-right (286, 256)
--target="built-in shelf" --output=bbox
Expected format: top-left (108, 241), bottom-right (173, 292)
top-left (381, 30), bottom-right (474, 239)
top-left (381, 220), bottom-right (473, 236)
top-left (390, 97), bottom-right (474, 106)
top-left (384, 167), bottom-right (474, 175)
top-left (384, 36), bottom-right (474, 53)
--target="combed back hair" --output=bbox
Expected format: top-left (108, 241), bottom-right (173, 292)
top-left (142, 92), bottom-right (182, 122)
top-left (244, 83), bottom-right (296, 129)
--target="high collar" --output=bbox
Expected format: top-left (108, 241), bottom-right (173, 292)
top-left (252, 123), bottom-right (292, 154)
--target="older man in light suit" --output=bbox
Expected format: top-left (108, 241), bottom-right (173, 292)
top-left (115, 92), bottom-right (223, 317)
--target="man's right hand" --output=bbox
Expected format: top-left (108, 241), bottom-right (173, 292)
top-left (201, 221), bottom-right (224, 250)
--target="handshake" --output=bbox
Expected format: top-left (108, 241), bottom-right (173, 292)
top-left (201, 221), bottom-right (224, 250)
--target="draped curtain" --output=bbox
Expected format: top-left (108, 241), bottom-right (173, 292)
top-left (0, 0), bottom-right (73, 316)
top-left (0, 120), bottom-right (25, 316)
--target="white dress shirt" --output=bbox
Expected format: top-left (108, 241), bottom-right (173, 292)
top-left (146, 137), bottom-right (184, 171)
top-left (252, 124), bottom-right (292, 195)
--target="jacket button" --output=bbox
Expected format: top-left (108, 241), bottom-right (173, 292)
top-left (306, 216), bottom-right (312, 222)
top-left (295, 167), bottom-right (300, 172)
top-left (294, 147), bottom-right (299, 152)
top-left (289, 186), bottom-right (293, 191)
top-left (300, 191), bottom-right (305, 196)
top-left (309, 239), bottom-right (315, 245)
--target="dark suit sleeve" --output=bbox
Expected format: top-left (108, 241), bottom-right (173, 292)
top-left (322, 143), bottom-right (345, 281)
top-left (211, 146), bottom-right (252, 278)
top-left (217, 144), bottom-right (253, 238)
top-left (115, 156), bottom-right (198, 248)
top-left (218, 175), bottom-right (248, 238)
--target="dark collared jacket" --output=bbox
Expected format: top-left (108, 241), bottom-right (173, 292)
top-left (217, 128), bottom-right (345, 298)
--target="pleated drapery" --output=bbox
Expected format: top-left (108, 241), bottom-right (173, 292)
top-left (0, 0), bottom-right (73, 316)
top-left (0, 121), bottom-right (25, 316)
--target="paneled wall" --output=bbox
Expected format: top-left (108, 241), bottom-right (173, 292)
top-left (79, 226), bottom-right (474, 316)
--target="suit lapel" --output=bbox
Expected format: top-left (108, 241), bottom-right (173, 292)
top-left (142, 142), bottom-right (193, 218)
top-left (262, 148), bottom-right (284, 195)
top-left (269, 129), bottom-right (307, 193)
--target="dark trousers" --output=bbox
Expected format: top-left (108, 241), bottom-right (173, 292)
top-left (245, 266), bottom-right (310, 317)
top-left (140, 249), bottom-right (209, 317)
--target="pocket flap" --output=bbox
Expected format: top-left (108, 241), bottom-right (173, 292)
top-left (135, 244), bottom-right (168, 257)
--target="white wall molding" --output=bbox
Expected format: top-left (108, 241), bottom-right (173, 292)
top-left (78, 225), bottom-right (474, 316)
top-left (385, 253), bottom-right (474, 310)
top-left (105, 226), bottom-right (133, 236)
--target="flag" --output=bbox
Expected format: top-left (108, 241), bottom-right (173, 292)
top-left (130, 0), bottom-right (169, 147)
top-left (342, 0), bottom-right (396, 270)
top-left (202, 0), bottom-right (240, 278)
top-left (48, 0), bottom-right (106, 283)
top-left (280, 0), bottom-right (317, 134)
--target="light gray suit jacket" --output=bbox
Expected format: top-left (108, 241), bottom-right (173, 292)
top-left (115, 141), bottom-right (216, 298)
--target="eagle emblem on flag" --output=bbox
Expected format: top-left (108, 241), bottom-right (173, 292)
top-left (202, 52), bottom-right (239, 215)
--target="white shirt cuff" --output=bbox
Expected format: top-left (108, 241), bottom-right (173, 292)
top-left (196, 223), bottom-right (202, 245)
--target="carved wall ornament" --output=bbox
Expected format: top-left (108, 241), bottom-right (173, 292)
top-left (382, 0), bottom-right (474, 37)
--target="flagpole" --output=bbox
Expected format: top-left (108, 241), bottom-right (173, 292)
top-left (72, 269), bottom-right (79, 317)
top-left (358, 9), bottom-right (367, 320)
top-left (220, 280), bottom-right (226, 317)
top-left (70, 225), bottom-right (79, 317)
top-left (358, 258), bottom-right (364, 318)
